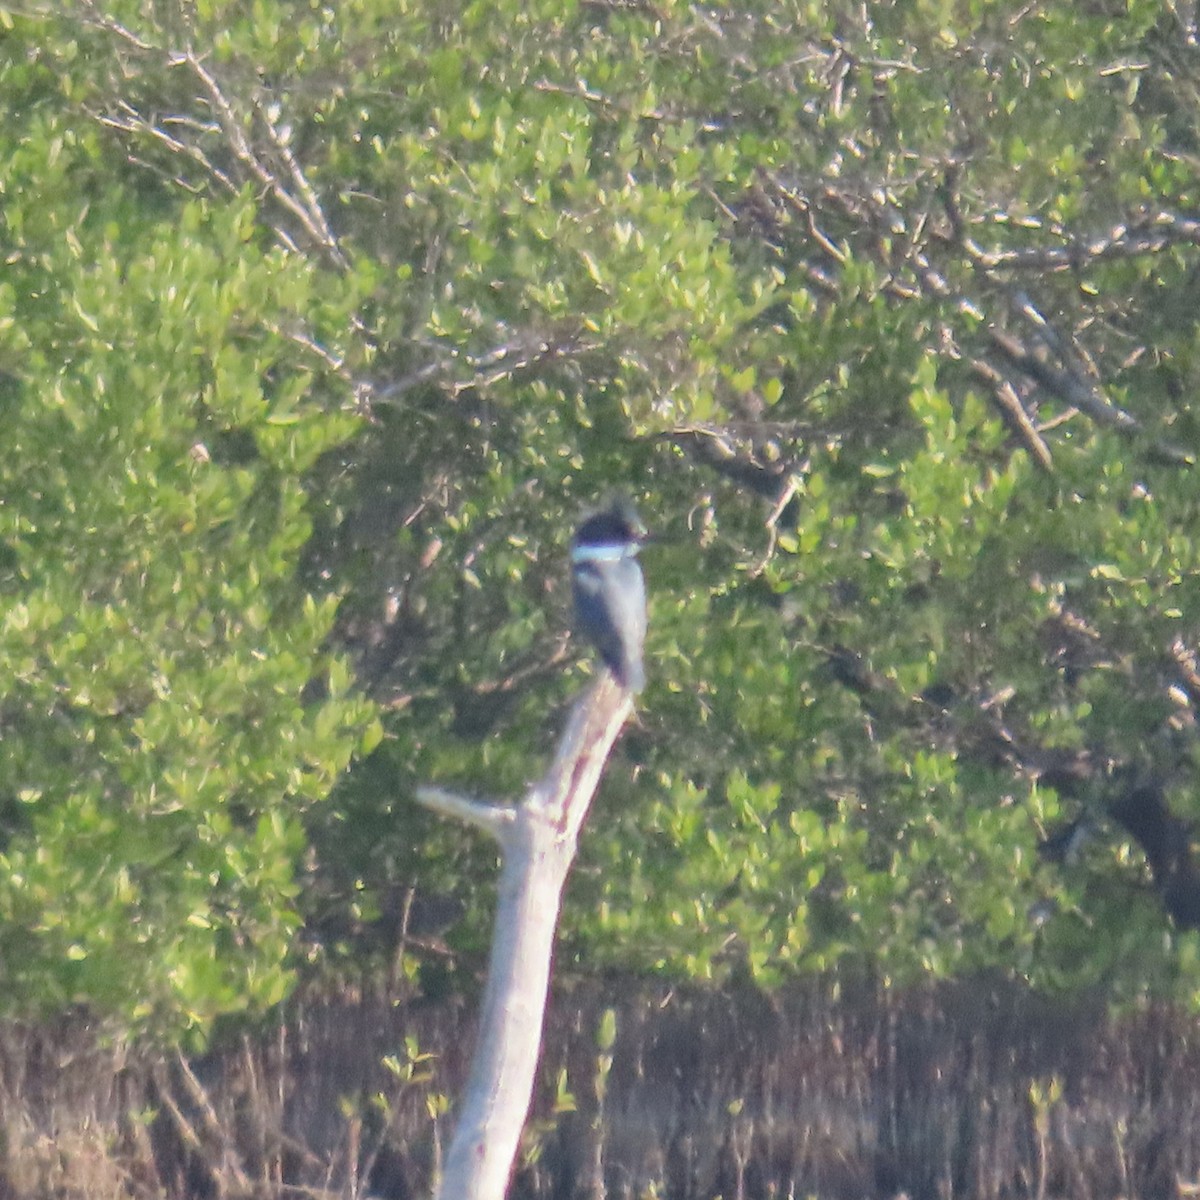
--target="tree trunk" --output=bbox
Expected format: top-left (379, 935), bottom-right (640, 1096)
top-left (418, 674), bottom-right (633, 1200)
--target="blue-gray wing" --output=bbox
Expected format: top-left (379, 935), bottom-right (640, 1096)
top-left (572, 558), bottom-right (646, 692)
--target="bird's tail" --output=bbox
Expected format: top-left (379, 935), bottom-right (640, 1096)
top-left (621, 656), bottom-right (646, 694)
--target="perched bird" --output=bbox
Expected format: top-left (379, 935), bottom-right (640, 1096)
top-left (571, 499), bottom-right (648, 693)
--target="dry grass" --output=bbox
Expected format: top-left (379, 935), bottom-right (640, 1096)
top-left (1, 976), bottom-right (1198, 1199)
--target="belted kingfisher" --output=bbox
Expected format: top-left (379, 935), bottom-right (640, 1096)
top-left (571, 499), bottom-right (647, 693)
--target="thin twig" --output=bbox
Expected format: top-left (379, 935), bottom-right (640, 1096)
top-left (963, 213), bottom-right (1200, 271)
top-left (970, 358), bottom-right (1054, 472)
top-left (252, 90), bottom-right (349, 270)
top-left (88, 103), bottom-right (238, 193)
top-left (185, 53), bottom-right (334, 253)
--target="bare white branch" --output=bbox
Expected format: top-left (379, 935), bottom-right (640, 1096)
top-left (415, 786), bottom-right (517, 845)
top-left (251, 90), bottom-right (350, 270)
top-left (88, 102), bottom-right (238, 194)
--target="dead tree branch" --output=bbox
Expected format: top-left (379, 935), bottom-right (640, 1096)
top-left (416, 674), bottom-right (634, 1200)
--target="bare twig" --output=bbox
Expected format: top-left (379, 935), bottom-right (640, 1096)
top-left (88, 102), bottom-right (238, 194)
top-left (152, 1054), bottom-right (254, 1197)
top-left (416, 787), bottom-right (517, 844)
top-left (969, 358), bottom-right (1054, 472)
top-left (75, 2), bottom-right (159, 53)
top-left (182, 51), bottom-right (349, 270)
top-left (260, 319), bottom-right (351, 379)
top-left (73, 3), bottom-right (352, 273)
top-left (963, 212), bottom-right (1200, 271)
top-left (251, 89), bottom-right (350, 270)
top-left (773, 172), bottom-right (1197, 465)
top-left (986, 327), bottom-right (1140, 432)
top-left (369, 331), bottom-right (597, 406)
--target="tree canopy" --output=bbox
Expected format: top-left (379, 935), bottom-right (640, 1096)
top-left (4, 0), bottom-right (1200, 1038)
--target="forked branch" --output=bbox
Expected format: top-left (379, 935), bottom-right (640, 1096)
top-left (416, 674), bottom-right (634, 1200)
